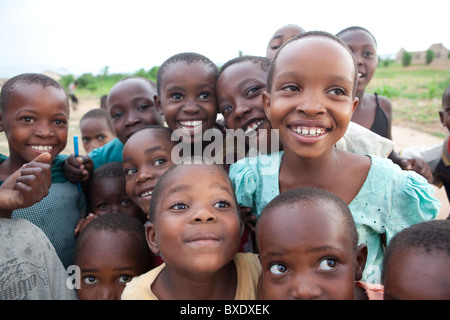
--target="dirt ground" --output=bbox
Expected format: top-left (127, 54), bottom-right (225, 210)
top-left (1, 97), bottom-right (448, 219)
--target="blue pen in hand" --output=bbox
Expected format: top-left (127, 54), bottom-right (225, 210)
top-left (73, 135), bottom-right (82, 193)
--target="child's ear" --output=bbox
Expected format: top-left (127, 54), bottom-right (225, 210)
top-left (145, 222), bottom-right (161, 255)
top-left (439, 110), bottom-right (445, 126)
top-left (351, 96), bottom-right (359, 114)
top-left (154, 95), bottom-right (164, 116)
top-left (262, 91), bottom-right (271, 122)
top-left (354, 243), bottom-right (368, 281)
top-left (0, 112), bottom-right (4, 132)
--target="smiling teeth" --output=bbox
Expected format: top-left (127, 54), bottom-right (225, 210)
top-left (245, 120), bottom-right (264, 134)
top-left (141, 190), bottom-right (152, 198)
top-left (31, 145), bottom-right (53, 151)
top-left (179, 120), bottom-right (202, 128)
top-left (292, 127), bottom-right (325, 137)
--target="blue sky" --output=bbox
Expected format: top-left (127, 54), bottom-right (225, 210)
top-left (0, 0), bottom-right (448, 77)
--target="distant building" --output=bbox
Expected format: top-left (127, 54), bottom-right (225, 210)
top-left (396, 43), bottom-right (448, 64)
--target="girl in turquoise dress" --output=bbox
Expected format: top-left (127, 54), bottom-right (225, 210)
top-left (229, 31), bottom-right (440, 284)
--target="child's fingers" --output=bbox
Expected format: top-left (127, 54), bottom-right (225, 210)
top-left (16, 166), bottom-right (52, 190)
top-left (30, 152), bottom-right (52, 164)
top-left (21, 162), bottom-right (52, 185)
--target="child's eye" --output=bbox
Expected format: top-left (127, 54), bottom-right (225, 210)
top-left (21, 116), bottom-right (35, 123)
top-left (97, 202), bottom-right (108, 209)
top-left (362, 50), bottom-right (375, 58)
top-left (153, 158), bottom-right (167, 166)
top-left (328, 88), bottom-right (347, 96)
top-left (199, 92), bottom-right (211, 99)
top-left (118, 275), bottom-right (133, 283)
top-left (137, 104), bottom-right (149, 111)
top-left (171, 93), bottom-right (183, 100)
top-left (221, 105), bottom-right (232, 116)
top-left (112, 111), bottom-right (123, 119)
top-left (281, 84), bottom-right (299, 92)
top-left (125, 168), bottom-right (137, 175)
top-left (54, 119), bottom-right (67, 126)
top-left (83, 276), bottom-right (97, 285)
top-left (82, 137), bottom-right (91, 143)
top-left (214, 200), bottom-right (230, 208)
top-left (97, 134), bottom-right (106, 141)
top-left (318, 258), bottom-right (337, 271)
top-left (246, 86), bottom-right (263, 98)
top-left (269, 263), bottom-right (288, 275)
top-left (171, 202), bottom-right (188, 210)
top-left (121, 199), bottom-right (131, 206)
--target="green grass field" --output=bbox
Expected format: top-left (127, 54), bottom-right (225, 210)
top-left (366, 61), bottom-right (450, 137)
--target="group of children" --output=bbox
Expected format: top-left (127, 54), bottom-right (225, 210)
top-left (0, 25), bottom-right (448, 301)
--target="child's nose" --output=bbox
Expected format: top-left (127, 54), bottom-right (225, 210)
top-left (125, 111), bottom-right (142, 126)
top-left (136, 168), bottom-right (155, 183)
top-left (97, 285), bottom-right (120, 300)
top-left (290, 274), bottom-right (322, 300)
top-left (191, 206), bottom-right (217, 223)
top-left (35, 122), bottom-right (55, 137)
top-left (182, 99), bottom-right (200, 113)
top-left (295, 94), bottom-right (325, 117)
top-left (234, 100), bottom-right (252, 120)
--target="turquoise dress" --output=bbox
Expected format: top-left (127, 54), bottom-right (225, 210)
top-left (0, 154), bottom-right (86, 268)
top-left (89, 137), bottom-right (124, 170)
top-left (229, 151), bottom-right (441, 283)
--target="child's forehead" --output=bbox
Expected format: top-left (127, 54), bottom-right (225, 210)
top-left (165, 61), bottom-right (217, 79)
top-left (339, 29), bottom-right (377, 47)
top-left (125, 128), bottom-right (174, 149)
top-left (282, 36), bottom-right (350, 61)
top-left (13, 82), bottom-right (67, 100)
top-left (164, 164), bottom-right (232, 190)
top-left (10, 82), bottom-right (69, 110)
top-left (110, 78), bottom-right (155, 96)
top-left (263, 201), bottom-right (348, 235)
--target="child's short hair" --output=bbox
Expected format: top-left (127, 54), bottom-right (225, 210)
top-left (267, 30), bottom-right (358, 98)
top-left (219, 55), bottom-right (271, 78)
top-left (148, 162), bottom-right (240, 224)
top-left (443, 85), bottom-right (450, 105)
top-left (156, 52), bottom-right (219, 96)
top-left (114, 76), bottom-right (156, 90)
top-left (336, 26), bottom-right (377, 47)
top-left (0, 73), bottom-right (68, 113)
top-left (382, 219), bottom-right (450, 282)
top-left (258, 187), bottom-right (359, 250)
top-left (87, 161), bottom-right (124, 208)
top-left (80, 108), bottom-right (114, 132)
top-left (74, 212), bottom-right (152, 263)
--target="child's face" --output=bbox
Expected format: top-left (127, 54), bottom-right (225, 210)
top-left (80, 118), bottom-right (116, 153)
top-left (76, 230), bottom-right (149, 300)
top-left (266, 25), bottom-right (304, 60)
top-left (146, 164), bottom-right (242, 275)
top-left (217, 61), bottom-right (272, 133)
top-left (338, 30), bottom-right (378, 95)
top-left (89, 175), bottom-right (146, 223)
top-left (156, 62), bottom-right (217, 143)
top-left (439, 88), bottom-right (450, 132)
top-left (263, 37), bottom-right (358, 160)
top-left (122, 128), bottom-right (175, 214)
top-left (0, 83), bottom-right (68, 164)
top-left (257, 201), bottom-right (364, 300)
top-left (383, 248), bottom-right (450, 300)
top-left (107, 78), bottom-right (163, 144)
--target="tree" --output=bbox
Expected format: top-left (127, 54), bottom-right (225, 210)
top-left (426, 50), bottom-right (435, 64)
top-left (402, 51), bottom-right (412, 67)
